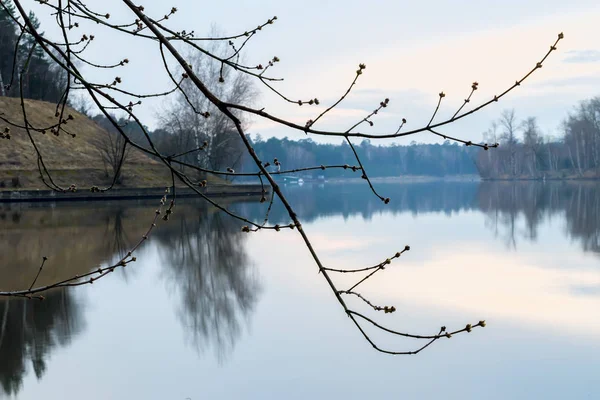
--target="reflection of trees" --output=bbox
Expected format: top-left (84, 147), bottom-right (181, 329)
top-left (0, 199), bottom-right (259, 389)
top-left (239, 181), bottom-right (600, 256)
top-left (478, 183), bottom-right (544, 248)
top-left (103, 208), bottom-right (134, 259)
top-left (563, 184), bottom-right (600, 253)
top-left (478, 182), bottom-right (600, 255)
top-left (0, 291), bottom-right (84, 397)
top-left (237, 182), bottom-right (481, 224)
top-left (154, 205), bottom-right (260, 359)
top-left (0, 201), bottom-right (148, 398)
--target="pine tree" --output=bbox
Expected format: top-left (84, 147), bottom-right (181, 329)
top-left (0, 0), bottom-right (18, 95)
top-left (1, 6), bottom-right (67, 102)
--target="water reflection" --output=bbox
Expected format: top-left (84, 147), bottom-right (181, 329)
top-left (236, 181), bottom-right (479, 222)
top-left (0, 199), bottom-right (260, 396)
top-left (0, 202), bottom-right (148, 398)
top-left (0, 291), bottom-right (83, 397)
top-left (154, 205), bottom-right (260, 359)
top-left (478, 182), bottom-right (600, 254)
top-left (0, 202), bottom-right (149, 291)
top-left (240, 181), bottom-right (600, 257)
top-left (0, 182), bottom-right (599, 398)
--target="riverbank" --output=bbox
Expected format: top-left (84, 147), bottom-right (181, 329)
top-left (481, 169), bottom-right (600, 181)
top-left (0, 184), bottom-right (268, 202)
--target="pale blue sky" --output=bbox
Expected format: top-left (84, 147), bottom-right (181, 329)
top-left (28, 0), bottom-right (600, 144)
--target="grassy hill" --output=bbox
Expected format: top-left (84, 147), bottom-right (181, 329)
top-left (0, 97), bottom-right (173, 190)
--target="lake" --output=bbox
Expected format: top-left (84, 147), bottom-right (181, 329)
top-left (0, 181), bottom-right (599, 399)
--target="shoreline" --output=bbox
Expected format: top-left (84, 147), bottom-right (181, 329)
top-left (481, 177), bottom-right (600, 182)
top-left (0, 184), bottom-right (267, 203)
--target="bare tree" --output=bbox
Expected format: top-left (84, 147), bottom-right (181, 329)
top-left (93, 127), bottom-right (131, 184)
top-left (500, 109), bottom-right (520, 177)
top-left (522, 116), bottom-right (542, 177)
top-left (0, 0), bottom-right (564, 355)
top-left (476, 97), bottom-right (600, 180)
top-left (158, 33), bottom-right (257, 179)
top-left (562, 97), bottom-right (600, 177)
top-left (544, 135), bottom-right (560, 174)
top-left (475, 121), bottom-right (500, 178)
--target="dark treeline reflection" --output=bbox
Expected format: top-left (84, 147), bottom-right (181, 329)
top-left (0, 199), bottom-right (258, 395)
top-left (0, 291), bottom-right (83, 397)
top-left (238, 181), bottom-right (600, 256)
top-left (0, 201), bottom-right (147, 398)
top-left (478, 182), bottom-right (600, 253)
top-left (236, 181), bottom-right (481, 224)
top-left (153, 204), bottom-right (260, 359)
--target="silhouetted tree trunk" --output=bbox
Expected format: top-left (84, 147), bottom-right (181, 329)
top-left (93, 130), bottom-right (131, 184)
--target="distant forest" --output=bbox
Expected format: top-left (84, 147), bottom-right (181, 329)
top-left (241, 96), bottom-right (600, 181)
top-left (0, 2), bottom-right (66, 102)
top-left (239, 136), bottom-right (478, 178)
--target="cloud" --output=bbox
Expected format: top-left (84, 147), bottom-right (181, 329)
top-left (563, 49), bottom-right (600, 63)
top-left (531, 75), bottom-right (600, 88)
top-left (571, 284), bottom-right (600, 297)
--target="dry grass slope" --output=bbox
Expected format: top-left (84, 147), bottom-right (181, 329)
top-left (0, 97), bottom-right (172, 189)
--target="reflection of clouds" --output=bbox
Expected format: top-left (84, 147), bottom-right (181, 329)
top-left (322, 236), bottom-right (600, 337)
top-left (393, 250), bottom-right (600, 336)
top-left (301, 233), bottom-right (380, 252)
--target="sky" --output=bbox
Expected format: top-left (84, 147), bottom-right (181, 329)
top-left (26, 0), bottom-right (600, 145)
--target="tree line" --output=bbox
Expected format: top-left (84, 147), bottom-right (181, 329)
top-left (475, 97), bottom-right (600, 179)
top-left (0, 1), bottom-right (66, 102)
top-left (75, 95), bottom-right (600, 182)
top-left (240, 136), bottom-right (478, 179)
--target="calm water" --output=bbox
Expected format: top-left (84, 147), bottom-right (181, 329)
top-left (0, 182), bottom-right (599, 399)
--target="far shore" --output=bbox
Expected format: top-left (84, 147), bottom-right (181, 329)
top-left (326, 175), bottom-right (481, 184)
top-left (0, 184), bottom-right (267, 203)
